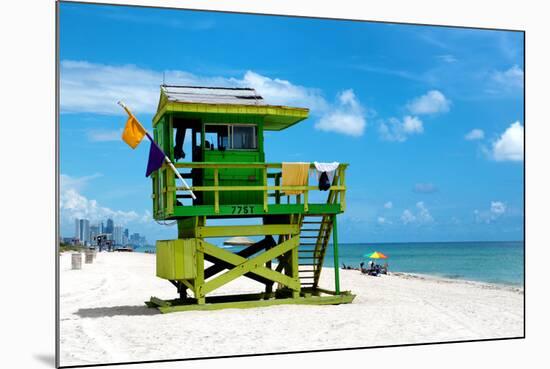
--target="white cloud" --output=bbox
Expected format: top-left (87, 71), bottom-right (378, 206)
top-left (491, 201), bottom-right (507, 215)
top-left (401, 202), bottom-right (434, 225)
top-left (414, 183), bottom-right (438, 194)
top-left (402, 115), bottom-right (423, 133)
top-left (491, 65), bottom-right (524, 90)
top-left (60, 61), bottom-right (329, 116)
top-left (61, 60), bottom-right (163, 115)
top-left (61, 60), bottom-right (366, 137)
top-left (475, 201), bottom-right (507, 223)
top-left (407, 90), bottom-right (451, 115)
top-left (465, 129), bottom-right (485, 141)
top-left (379, 115), bottom-right (423, 142)
top-left (491, 121), bottom-right (524, 162)
top-left (401, 210), bottom-right (416, 224)
top-left (315, 89), bottom-right (366, 137)
top-left (383, 201), bottom-right (393, 209)
top-left (60, 173), bottom-right (102, 192)
top-left (60, 174), bottom-right (145, 226)
top-left (238, 71), bottom-right (328, 112)
top-left (437, 54), bottom-right (457, 63)
top-left (87, 129), bottom-right (122, 142)
top-left (416, 201), bottom-right (434, 223)
top-left (377, 216), bottom-right (387, 225)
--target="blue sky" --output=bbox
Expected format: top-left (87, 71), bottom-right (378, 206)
top-left (59, 2), bottom-right (524, 243)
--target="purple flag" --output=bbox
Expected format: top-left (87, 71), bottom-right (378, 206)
top-left (146, 140), bottom-right (166, 177)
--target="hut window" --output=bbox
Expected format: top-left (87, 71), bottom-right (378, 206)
top-left (231, 125), bottom-right (256, 149)
top-left (204, 124), bottom-right (257, 150)
top-left (205, 125), bottom-right (229, 150)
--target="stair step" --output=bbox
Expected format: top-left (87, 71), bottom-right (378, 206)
top-left (299, 276), bottom-right (315, 279)
top-left (298, 257), bottom-right (318, 260)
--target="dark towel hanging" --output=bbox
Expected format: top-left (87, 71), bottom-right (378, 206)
top-left (318, 171), bottom-right (331, 191)
top-left (174, 126), bottom-right (186, 161)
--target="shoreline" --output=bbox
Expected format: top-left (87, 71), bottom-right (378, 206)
top-left (71, 249), bottom-right (525, 289)
top-left (388, 271), bottom-right (524, 293)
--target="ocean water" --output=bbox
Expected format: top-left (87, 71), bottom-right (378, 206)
top-left (326, 241), bottom-right (524, 286)
top-left (136, 241), bottom-right (524, 287)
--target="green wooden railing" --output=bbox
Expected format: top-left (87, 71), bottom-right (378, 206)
top-left (152, 162), bottom-right (347, 218)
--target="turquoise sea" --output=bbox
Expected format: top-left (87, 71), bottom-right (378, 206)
top-left (135, 241), bottom-right (524, 287)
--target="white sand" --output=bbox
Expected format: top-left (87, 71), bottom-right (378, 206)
top-left (59, 252), bottom-right (523, 366)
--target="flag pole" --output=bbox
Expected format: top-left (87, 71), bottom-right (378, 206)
top-left (118, 101), bottom-right (196, 200)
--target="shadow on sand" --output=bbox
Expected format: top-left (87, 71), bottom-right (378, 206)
top-left (75, 305), bottom-right (160, 318)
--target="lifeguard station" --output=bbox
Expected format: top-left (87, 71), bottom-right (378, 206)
top-left (146, 85), bottom-right (354, 312)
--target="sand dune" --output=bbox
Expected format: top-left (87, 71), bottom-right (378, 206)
top-left (59, 252), bottom-right (523, 366)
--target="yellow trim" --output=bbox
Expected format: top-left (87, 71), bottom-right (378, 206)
top-left (153, 101), bottom-right (309, 127)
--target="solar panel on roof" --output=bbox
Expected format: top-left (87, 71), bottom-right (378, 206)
top-left (161, 85), bottom-right (265, 106)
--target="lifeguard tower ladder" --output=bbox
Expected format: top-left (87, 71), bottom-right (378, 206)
top-left (146, 85), bottom-right (354, 313)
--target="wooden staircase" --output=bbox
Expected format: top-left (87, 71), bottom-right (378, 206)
top-left (297, 215), bottom-right (334, 288)
top-left (296, 168), bottom-right (342, 289)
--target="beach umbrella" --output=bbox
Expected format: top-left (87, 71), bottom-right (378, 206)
top-left (363, 251), bottom-right (388, 259)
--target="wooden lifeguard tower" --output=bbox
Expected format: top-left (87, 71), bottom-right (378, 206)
top-left (146, 85), bottom-right (354, 312)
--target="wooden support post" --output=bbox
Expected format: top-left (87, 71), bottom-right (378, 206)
top-left (332, 215), bottom-right (340, 295)
top-left (265, 241), bottom-right (273, 296)
top-left (263, 167), bottom-right (268, 212)
top-left (195, 249), bottom-right (205, 304)
top-left (195, 218), bottom-right (206, 304)
top-left (275, 174), bottom-right (281, 204)
top-left (214, 168), bottom-right (219, 214)
top-left (339, 166), bottom-right (346, 211)
top-left (291, 235), bottom-right (300, 298)
top-left (166, 168), bottom-right (174, 216)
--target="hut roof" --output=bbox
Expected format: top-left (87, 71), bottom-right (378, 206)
top-left (153, 85), bottom-right (309, 131)
top-left (162, 85), bottom-right (265, 106)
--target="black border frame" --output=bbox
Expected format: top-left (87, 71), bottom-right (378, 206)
top-left (55, 1), bottom-right (526, 368)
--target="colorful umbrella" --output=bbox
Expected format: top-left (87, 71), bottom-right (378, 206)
top-left (364, 251), bottom-right (388, 259)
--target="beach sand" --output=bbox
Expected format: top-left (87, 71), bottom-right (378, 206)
top-left (59, 252), bottom-right (523, 366)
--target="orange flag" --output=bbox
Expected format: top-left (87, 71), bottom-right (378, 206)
top-left (121, 115), bottom-right (146, 149)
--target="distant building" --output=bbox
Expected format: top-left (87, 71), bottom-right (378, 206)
top-left (62, 237), bottom-right (76, 245)
top-left (81, 219), bottom-right (90, 245)
top-left (129, 233), bottom-right (142, 246)
top-left (113, 226), bottom-right (124, 246)
top-left (105, 218), bottom-right (114, 235)
top-left (122, 228), bottom-right (129, 245)
top-left (90, 225), bottom-right (100, 245)
top-left (74, 218), bottom-right (90, 245)
top-left (74, 219), bottom-right (80, 240)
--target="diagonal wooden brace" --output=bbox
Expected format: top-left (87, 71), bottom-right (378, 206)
top-left (199, 237), bottom-right (300, 295)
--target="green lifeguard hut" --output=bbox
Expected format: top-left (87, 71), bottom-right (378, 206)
top-left (146, 85), bottom-right (354, 312)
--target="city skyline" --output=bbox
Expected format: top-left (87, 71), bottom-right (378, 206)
top-left (65, 216), bottom-right (148, 247)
